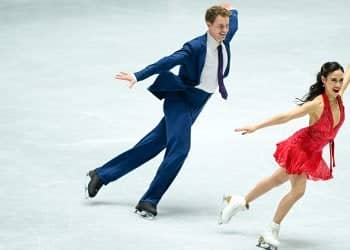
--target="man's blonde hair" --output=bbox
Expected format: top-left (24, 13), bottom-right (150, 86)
top-left (205, 6), bottom-right (231, 24)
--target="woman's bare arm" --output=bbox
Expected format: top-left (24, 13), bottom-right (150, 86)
top-left (235, 99), bottom-right (320, 135)
top-left (340, 65), bottom-right (350, 96)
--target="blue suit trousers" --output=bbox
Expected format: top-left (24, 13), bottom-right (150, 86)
top-left (97, 88), bottom-right (211, 205)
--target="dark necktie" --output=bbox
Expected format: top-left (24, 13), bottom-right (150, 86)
top-left (217, 44), bottom-right (228, 99)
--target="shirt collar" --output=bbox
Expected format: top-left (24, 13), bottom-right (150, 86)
top-left (207, 32), bottom-right (222, 50)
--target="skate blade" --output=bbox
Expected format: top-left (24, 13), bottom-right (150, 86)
top-left (218, 195), bottom-right (228, 225)
top-left (256, 236), bottom-right (278, 250)
top-left (135, 210), bottom-right (155, 220)
top-left (84, 172), bottom-right (90, 200)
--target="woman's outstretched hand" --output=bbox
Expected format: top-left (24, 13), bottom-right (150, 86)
top-left (234, 125), bottom-right (258, 135)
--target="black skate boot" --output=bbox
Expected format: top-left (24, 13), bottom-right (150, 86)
top-left (85, 169), bottom-right (103, 198)
top-left (135, 201), bottom-right (157, 219)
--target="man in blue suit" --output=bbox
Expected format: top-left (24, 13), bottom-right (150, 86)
top-left (86, 3), bottom-right (238, 218)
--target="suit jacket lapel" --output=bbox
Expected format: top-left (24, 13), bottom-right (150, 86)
top-left (197, 34), bottom-right (207, 78)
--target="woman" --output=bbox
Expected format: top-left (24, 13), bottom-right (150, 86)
top-left (218, 62), bottom-right (350, 249)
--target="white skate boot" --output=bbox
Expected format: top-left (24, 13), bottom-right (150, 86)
top-left (218, 195), bottom-right (248, 224)
top-left (256, 222), bottom-right (280, 250)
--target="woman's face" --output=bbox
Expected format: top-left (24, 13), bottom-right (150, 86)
top-left (322, 69), bottom-right (344, 98)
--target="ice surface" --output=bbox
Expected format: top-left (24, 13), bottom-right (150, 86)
top-left (1, 1), bottom-right (349, 249)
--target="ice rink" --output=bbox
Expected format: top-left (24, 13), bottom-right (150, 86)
top-left (1, 0), bottom-right (349, 249)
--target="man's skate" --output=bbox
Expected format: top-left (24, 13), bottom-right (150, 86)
top-left (218, 195), bottom-right (248, 224)
top-left (256, 223), bottom-right (280, 250)
top-left (85, 169), bottom-right (103, 199)
top-left (135, 201), bottom-right (157, 220)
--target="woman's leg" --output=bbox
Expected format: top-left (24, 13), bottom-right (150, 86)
top-left (272, 173), bottom-right (307, 224)
top-left (245, 167), bottom-right (289, 204)
top-left (257, 173), bottom-right (306, 248)
top-left (219, 167), bottom-right (289, 224)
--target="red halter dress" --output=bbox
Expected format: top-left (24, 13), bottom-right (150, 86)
top-left (273, 93), bottom-right (345, 180)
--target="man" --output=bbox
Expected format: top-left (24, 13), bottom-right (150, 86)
top-left (86, 3), bottom-right (238, 219)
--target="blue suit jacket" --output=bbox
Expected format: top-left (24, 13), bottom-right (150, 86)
top-left (134, 9), bottom-right (238, 100)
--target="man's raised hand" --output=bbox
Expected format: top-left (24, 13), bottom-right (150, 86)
top-left (220, 2), bottom-right (233, 10)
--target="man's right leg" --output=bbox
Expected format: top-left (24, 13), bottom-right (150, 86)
top-left (137, 94), bottom-right (192, 208)
top-left (87, 118), bottom-right (167, 197)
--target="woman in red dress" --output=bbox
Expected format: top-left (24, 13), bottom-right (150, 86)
top-left (218, 62), bottom-right (350, 249)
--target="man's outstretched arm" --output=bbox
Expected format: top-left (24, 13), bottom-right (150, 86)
top-left (115, 43), bottom-right (192, 88)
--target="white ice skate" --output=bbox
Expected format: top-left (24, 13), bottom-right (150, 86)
top-left (256, 222), bottom-right (280, 250)
top-left (218, 195), bottom-right (248, 224)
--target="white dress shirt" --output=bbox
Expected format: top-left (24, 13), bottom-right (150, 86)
top-left (132, 33), bottom-right (228, 93)
top-left (196, 32), bottom-right (228, 93)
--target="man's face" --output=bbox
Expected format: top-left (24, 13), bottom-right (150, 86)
top-left (207, 15), bottom-right (230, 42)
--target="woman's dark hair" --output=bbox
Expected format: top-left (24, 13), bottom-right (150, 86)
top-left (296, 62), bottom-right (344, 105)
